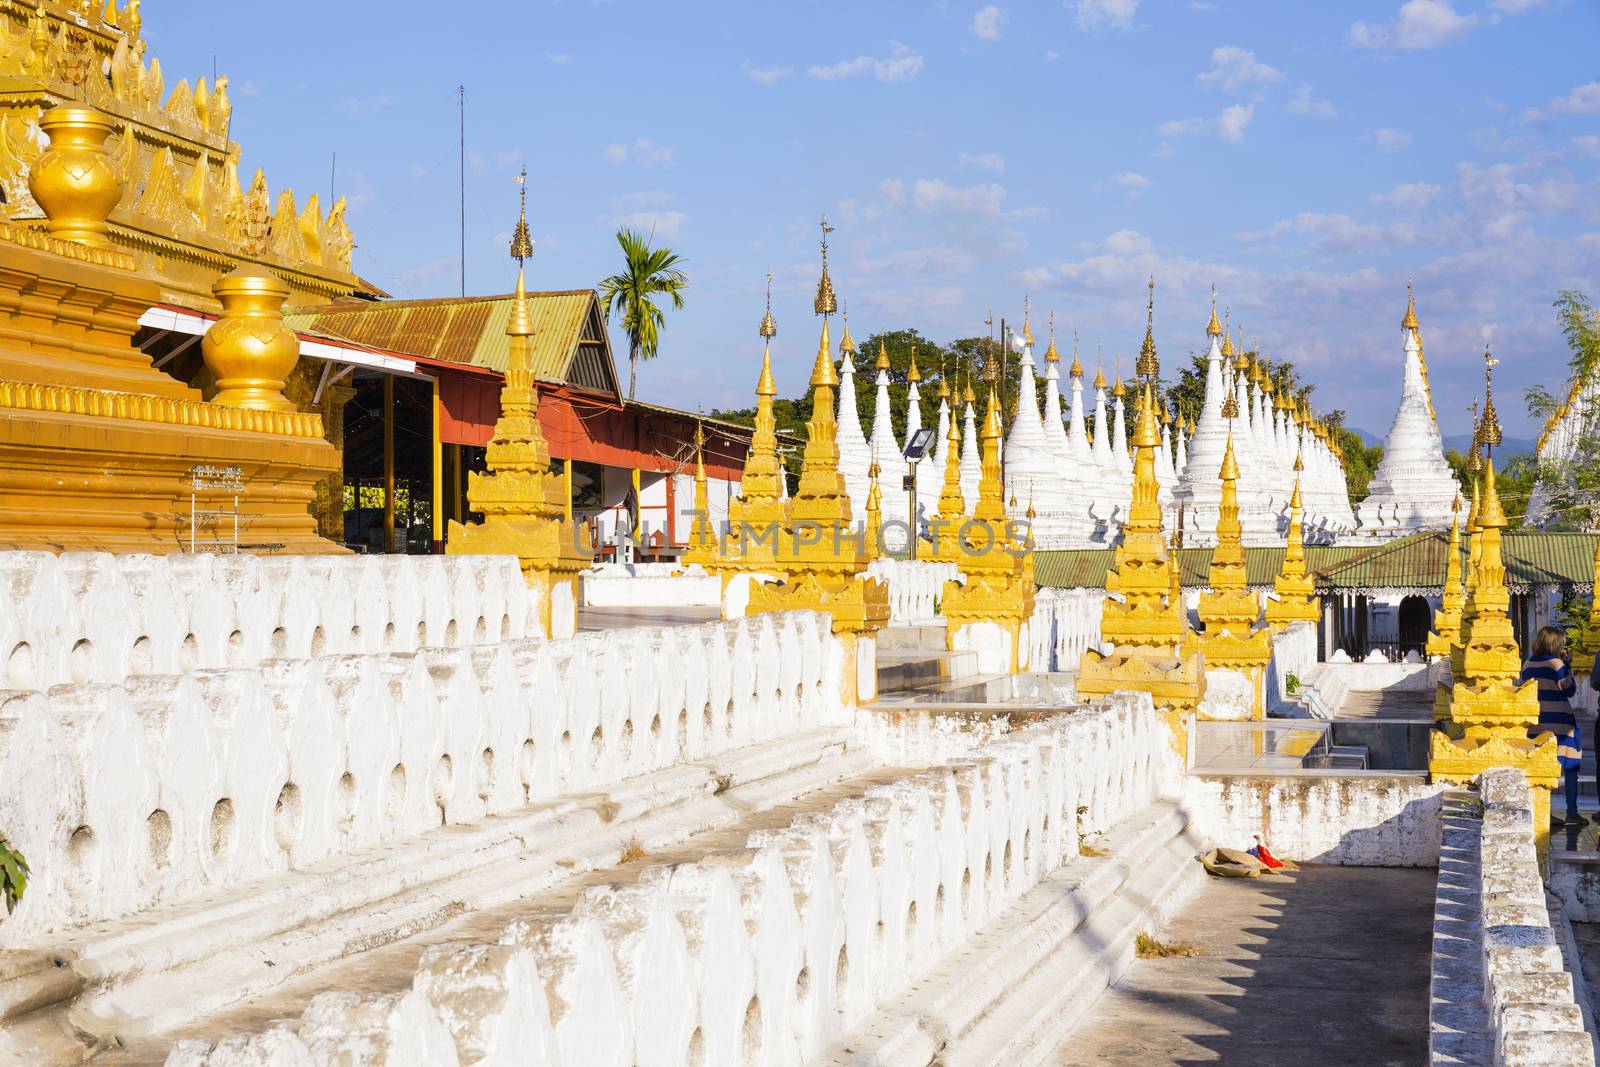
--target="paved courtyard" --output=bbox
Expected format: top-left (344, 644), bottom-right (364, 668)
top-left (1051, 865), bottom-right (1435, 1066)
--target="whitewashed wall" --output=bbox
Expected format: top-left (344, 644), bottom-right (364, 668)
top-left (0, 552), bottom-right (538, 690)
top-left (1430, 770), bottom-right (1597, 1066)
top-left (1184, 774), bottom-right (1446, 865)
top-left (164, 694), bottom-right (1175, 1067)
top-left (0, 552), bottom-right (840, 943)
top-left (581, 563), bottom-right (723, 608)
top-left (866, 559), bottom-right (961, 625)
top-left (1027, 588), bottom-right (1107, 671)
top-left (1265, 621), bottom-right (1318, 716)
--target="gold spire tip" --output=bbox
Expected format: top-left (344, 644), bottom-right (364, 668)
top-left (509, 165), bottom-right (533, 264)
top-left (759, 269), bottom-right (777, 339)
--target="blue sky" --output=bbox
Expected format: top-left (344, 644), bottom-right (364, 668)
top-left (147, 0), bottom-right (1596, 438)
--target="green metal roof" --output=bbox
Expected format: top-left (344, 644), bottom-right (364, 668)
top-left (1033, 532), bottom-right (1599, 591)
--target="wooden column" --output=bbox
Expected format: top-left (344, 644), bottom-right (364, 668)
top-left (430, 378), bottom-right (443, 548)
top-left (383, 375), bottom-right (396, 553)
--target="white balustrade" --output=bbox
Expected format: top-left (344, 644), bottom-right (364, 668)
top-left (866, 559), bottom-right (961, 625)
top-left (1027, 588), bottom-right (1107, 671)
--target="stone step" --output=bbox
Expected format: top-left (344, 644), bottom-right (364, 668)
top-left (822, 798), bottom-right (1204, 1067)
top-left (877, 624), bottom-right (949, 652)
top-left (876, 649), bottom-right (978, 693)
top-left (7, 728), bottom-right (874, 1066)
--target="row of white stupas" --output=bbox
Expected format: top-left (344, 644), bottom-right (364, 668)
top-left (821, 287), bottom-right (1459, 548)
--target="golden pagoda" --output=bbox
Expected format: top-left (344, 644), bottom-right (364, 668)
top-left (938, 362), bottom-right (1036, 672)
top-left (446, 192), bottom-right (588, 637)
top-left (1077, 281), bottom-right (1205, 745)
top-left (931, 365), bottom-right (967, 561)
top-left (1429, 352), bottom-right (1558, 851)
top-left (714, 280), bottom-right (788, 576)
top-left (747, 218), bottom-right (887, 702)
top-left (1196, 429), bottom-right (1272, 718)
top-left (446, 265), bottom-right (589, 635)
top-left (1424, 495), bottom-right (1466, 658)
top-left (679, 420), bottom-right (718, 568)
top-left (1264, 455), bottom-right (1322, 630)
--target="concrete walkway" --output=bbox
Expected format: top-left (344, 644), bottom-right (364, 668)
top-left (1049, 865), bottom-right (1434, 1067)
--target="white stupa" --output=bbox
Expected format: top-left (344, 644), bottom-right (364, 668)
top-left (866, 340), bottom-right (911, 543)
top-left (1003, 325), bottom-right (1058, 519)
top-left (959, 377), bottom-right (981, 511)
top-left (834, 315), bottom-right (872, 524)
top-left (905, 350), bottom-right (940, 514)
top-left (1089, 359), bottom-right (1124, 542)
top-left (1353, 291), bottom-right (1460, 538)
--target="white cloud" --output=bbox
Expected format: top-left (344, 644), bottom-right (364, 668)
top-left (1288, 85), bottom-right (1336, 118)
top-left (1197, 46), bottom-right (1283, 93)
top-left (1157, 116), bottom-right (1206, 138)
top-left (808, 42), bottom-right (924, 83)
top-left (1370, 182), bottom-right (1441, 211)
top-left (1236, 212), bottom-right (1424, 256)
top-left (603, 138), bottom-right (676, 166)
top-left (1217, 103), bottom-right (1254, 143)
top-left (1095, 230), bottom-right (1155, 255)
top-left (1046, 49), bottom-right (1061, 60)
top-left (960, 151), bottom-right (1006, 173)
top-left (743, 63), bottom-right (792, 86)
top-left (973, 4), bottom-right (1007, 40)
top-left (546, 53), bottom-right (572, 65)
top-left (1573, 134), bottom-right (1600, 159)
top-left (1522, 80), bottom-right (1600, 123)
top-left (910, 179), bottom-right (1007, 217)
top-left (1371, 127), bottom-right (1413, 152)
top-left (1109, 172), bottom-right (1151, 197)
top-left (612, 210), bottom-right (686, 240)
top-left (1074, 0), bottom-right (1138, 31)
top-left (1347, 1), bottom-right (1479, 50)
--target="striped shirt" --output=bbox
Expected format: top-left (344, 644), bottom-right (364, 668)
top-left (1521, 652), bottom-right (1581, 769)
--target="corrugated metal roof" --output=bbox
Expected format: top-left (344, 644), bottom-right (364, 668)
top-left (1035, 532), bottom-right (1599, 591)
top-left (284, 290), bottom-right (618, 396)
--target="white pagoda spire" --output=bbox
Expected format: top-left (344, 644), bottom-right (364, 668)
top-left (833, 305), bottom-right (871, 523)
top-left (959, 378), bottom-right (981, 512)
top-left (1353, 289), bottom-right (1460, 537)
top-left (867, 338), bottom-right (910, 535)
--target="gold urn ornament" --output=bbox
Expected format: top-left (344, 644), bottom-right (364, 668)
top-left (202, 266), bottom-right (300, 411)
top-left (29, 105), bottom-right (124, 248)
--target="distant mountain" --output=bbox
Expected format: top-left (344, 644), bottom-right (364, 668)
top-left (1348, 427), bottom-right (1536, 457)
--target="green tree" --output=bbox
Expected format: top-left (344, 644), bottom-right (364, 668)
top-left (1524, 289), bottom-right (1600, 530)
top-left (597, 228), bottom-right (687, 401)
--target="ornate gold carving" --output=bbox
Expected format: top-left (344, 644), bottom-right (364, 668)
top-left (0, 375), bottom-right (324, 438)
top-left (1265, 456), bottom-right (1321, 630)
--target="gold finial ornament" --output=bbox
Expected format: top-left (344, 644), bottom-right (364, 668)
top-left (509, 166), bottom-right (533, 264)
top-left (1022, 294), bottom-right (1034, 345)
top-left (1136, 276), bottom-right (1160, 379)
top-left (1206, 284), bottom-right (1222, 337)
top-left (937, 356), bottom-right (950, 400)
top-left (1094, 353), bottom-right (1107, 391)
top-left (813, 214), bottom-right (837, 317)
top-left (1044, 311), bottom-right (1059, 363)
top-left (1480, 347), bottom-right (1503, 450)
top-left (201, 266), bottom-right (300, 412)
top-left (1221, 385), bottom-right (1239, 420)
top-left (760, 270), bottom-right (778, 340)
top-left (29, 105), bottom-right (123, 249)
top-left (1402, 279), bottom-right (1419, 331)
top-left (907, 344), bottom-right (921, 383)
top-left (875, 338), bottom-right (890, 372)
top-left (1070, 331), bottom-right (1084, 378)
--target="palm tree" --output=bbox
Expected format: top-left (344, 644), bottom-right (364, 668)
top-left (597, 228), bottom-right (687, 401)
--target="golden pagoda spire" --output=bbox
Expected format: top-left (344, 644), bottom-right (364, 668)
top-left (1402, 278), bottom-right (1419, 331)
top-left (1093, 353), bottom-right (1107, 392)
top-left (1479, 346), bottom-right (1503, 452)
top-left (1136, 276), bottom-right (1159, 380)
top-left (1206, 284), bottom-right (1222, 337)
top-left (838, 300), bottom-right (855, 354)
top-left (1403, 279), bottom-right (1438, 419)
top-left (907, 343), bottom-right (921, 383)
top-left (936, 355), bottom-right (950, 400)
top-left (1266, 452), bottom-right (1320, 629)
top-left (1022, 293), bottom-right (1034, 345)
top-left (1066, 330), bottom-right (1082, 378)
top-left (813, 214), bottom-right (837, 317)
top-left (875, 338), bottom-right (890, 372)
top-left (760, 270), bottom-right (777, 340)
top-left (1426, 494), bottom-right (1467, 657)
top-left (1044, 310), bottom-right (1059, 363)
top-left (935, 369), bottom-right (967, 542)
top-left (864, 461), bottom-right (883, 561)
top-left (963, 367), bottom-right (976, 406)
top-left (509, 166), bottom-right (533, 264)
top-left (681, 419), bottom-right (718, 566)
top-left (1113, 355), bottom-right (1125, 398)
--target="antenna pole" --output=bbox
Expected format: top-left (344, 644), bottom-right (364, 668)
top-left (458, 85), bottom-right (466, 298)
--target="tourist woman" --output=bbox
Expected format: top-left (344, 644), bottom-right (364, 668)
top-left (1522, 626), bottom-right (1584, 828)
